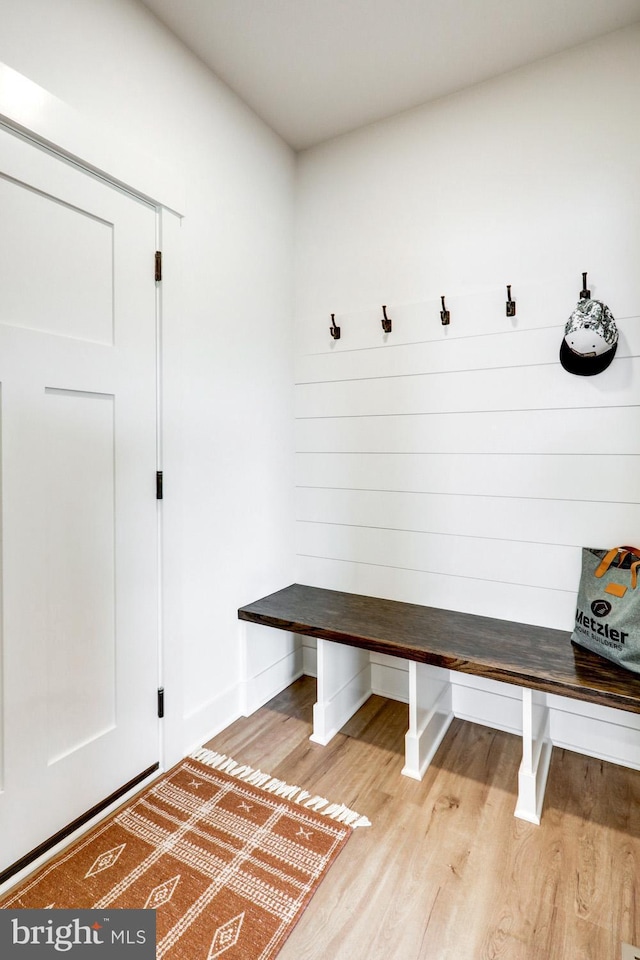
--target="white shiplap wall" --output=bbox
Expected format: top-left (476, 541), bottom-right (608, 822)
top-left (293, 26), bottom-right (640, 764)
top-left (295, 284), bottom-right (640, 628)
top-left (294, 288), bottom-right (640, 766)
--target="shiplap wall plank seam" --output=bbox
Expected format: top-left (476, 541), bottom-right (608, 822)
top-left (296, 354), bottom-right (639, 385)
top-left (295, 552), bottom-right (576, 593)
top-left (296, 323), bottom-right (640, 384)
top-left (296, 451), bottom-right (640, 457)
top-left (299, 318), bottom-right (640, 360)
top-left (296, 454), bottom-right (639, 502)
top-left (293, 516), bottom-right (628, 550)
top-left (295, 555), bottom-right (576, 628)
top-left (296, 403), bottom-right (640, 415)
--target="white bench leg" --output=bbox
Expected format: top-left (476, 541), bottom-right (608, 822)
top-left (238, 621), bottom-right (303, 717)
top-left (239, 621), bottom-right (250, 716)
top-left (402, 662), bottom-right (453, 780)
top-left (515, 687), bottom-right (552, 824)
top-left (310, 638), bottom-right (372, 746)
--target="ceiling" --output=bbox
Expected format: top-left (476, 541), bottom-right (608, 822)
top-left (140, 0), bottom-right (640, 150)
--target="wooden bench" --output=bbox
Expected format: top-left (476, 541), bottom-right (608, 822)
top-left (238, 583), bottom-right (640, 824)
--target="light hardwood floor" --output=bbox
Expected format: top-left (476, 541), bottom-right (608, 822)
top-left (205, 676), bottom-right (640, 960)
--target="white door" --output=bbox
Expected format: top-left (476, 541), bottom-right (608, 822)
top-left (0, 126), bottom-right (159, 876)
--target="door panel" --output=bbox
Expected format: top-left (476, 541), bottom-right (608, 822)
top-left (0, 174), bottom-right (114, 343)
top-left (45, 388), bottom-right (116, 764)
top-left (0, 126), bottom-right (159, 875)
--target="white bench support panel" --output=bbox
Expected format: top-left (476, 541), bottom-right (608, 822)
top-left (239, 621), bottom-right (303, 717)
top-left (310, 638), bottom-right (372, 745)
top-left (403, 662), bottom-right (454, 781)
top-left (515, 687), bottom-right (553, 825)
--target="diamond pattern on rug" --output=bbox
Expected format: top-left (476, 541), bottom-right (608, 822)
top-left (144, 874), bottom-right (181, 909)
top-left (1, 752), bottom-right (368, 960)
top-left (208, 912), bottom-right (244, 959)
top-left (85, 843), bottom-right (126, 878)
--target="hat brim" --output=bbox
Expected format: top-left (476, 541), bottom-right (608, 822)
top-left (559, 339), bottom-right (617, 376)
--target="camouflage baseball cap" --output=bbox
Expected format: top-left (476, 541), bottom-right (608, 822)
top-left (560, 299), bottom-right (618, 376)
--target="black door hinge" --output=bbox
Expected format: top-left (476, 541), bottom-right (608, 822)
top-left (157, 687), bottom-right (165, 719)
top-left (155, 250), bottom-right (162, 282)
top-left (156, 471), bottom-right (163, 500)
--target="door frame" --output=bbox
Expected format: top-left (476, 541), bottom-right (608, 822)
top-left (0, 63), bottom-right (184, 215)
top-left (0, 62), bottom-right (186, 892)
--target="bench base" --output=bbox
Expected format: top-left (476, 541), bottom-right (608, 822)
top-left (402, 661), bottom-right (454, 780)
top-left (310, 639), bottom-right (371, 745)
top-left (302, 638), bottom-right (554, 821)
top-left (514, 688), bottom-right (553, 824)
top-left (240, 623), bottom-right (555, 822)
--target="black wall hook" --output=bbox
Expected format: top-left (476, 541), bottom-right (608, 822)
top-left (506, 284), bottom-right (516, 317)
top-left (381, 305), bottom-right (392, 333)
top-left (580, 272), bottom-right (591, 300)
top-left (329, 313), bottom-right (341, 340)
top-left (440, 296), bottom-right (450, 326)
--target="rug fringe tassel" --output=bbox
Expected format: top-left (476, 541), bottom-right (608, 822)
top-left (190, 748), bottom-right (370, 828)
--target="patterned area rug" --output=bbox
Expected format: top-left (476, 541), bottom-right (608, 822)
top-left (1, 750), bottom-right (370, 959)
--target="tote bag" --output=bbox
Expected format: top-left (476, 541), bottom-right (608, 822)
top-left (571, 545), bottom-right (640, 673)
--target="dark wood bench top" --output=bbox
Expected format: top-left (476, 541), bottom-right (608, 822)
top-left (239, 583), bottom-right (640, 715)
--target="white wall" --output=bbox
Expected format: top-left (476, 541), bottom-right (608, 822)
top-left (294, 26), bottom-right (640, 759)
top-left (3, 3), bottom-right (639, 773)
top-left (0, 0), bottom-right (297, 757)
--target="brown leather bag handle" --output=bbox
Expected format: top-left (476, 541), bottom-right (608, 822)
top-left (616, 546), bottom-right (640, 570)
top-left (594, 546), bottom-right (640, 579)
top-left (619, 545), bottom-right (640, 557)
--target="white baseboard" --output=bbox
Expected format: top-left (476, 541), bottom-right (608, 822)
top-left (311, 676), bottom-right (371, 745)
top-left (183, 644), bottom-right (304, 758)
top-left (241, 645), bottom-right (304, 717)
top-left (371, 657), bottom-right (409, 703)
top-left (183, 684), bottom-right (242, 758)
top-left (548, 697), bottom-right (640, 770)
top-left (452, 673), bottom-right (523, 737)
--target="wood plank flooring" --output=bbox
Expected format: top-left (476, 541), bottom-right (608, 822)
top-left (204, 677), bottom-right (640, 960)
